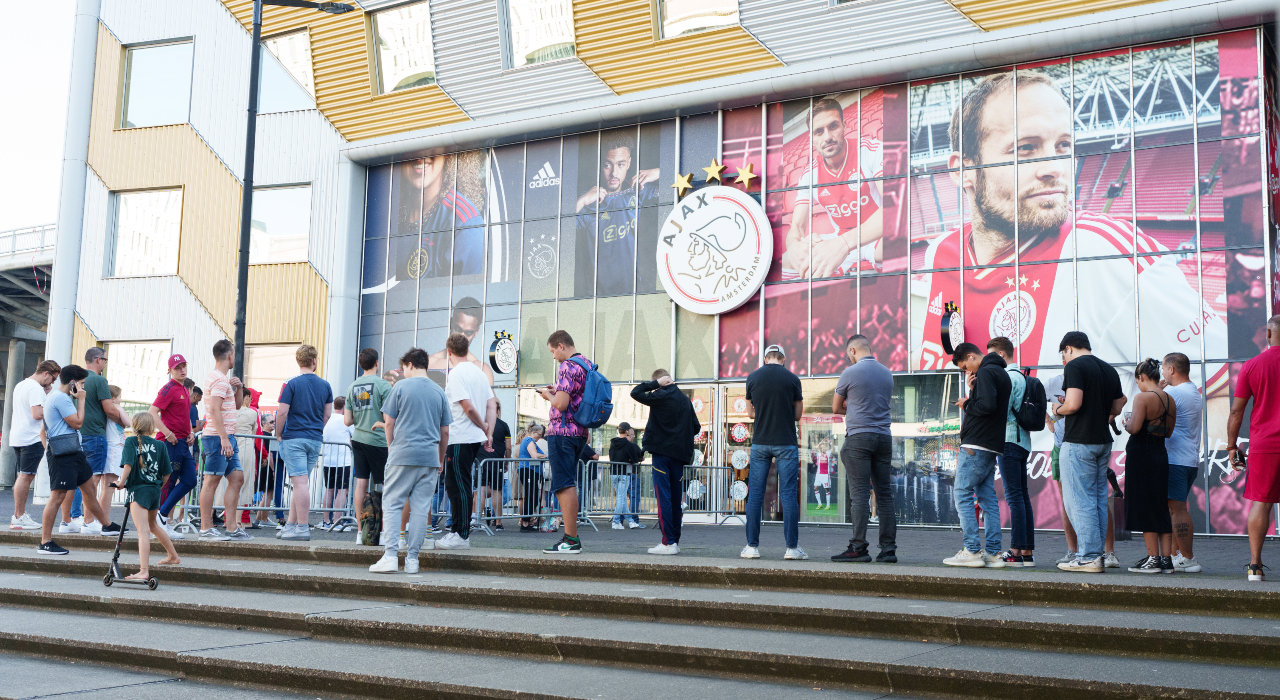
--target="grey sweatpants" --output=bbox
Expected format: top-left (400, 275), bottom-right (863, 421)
top-left (381, 464), bottom-right (440, 559)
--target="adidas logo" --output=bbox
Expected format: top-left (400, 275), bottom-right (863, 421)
top-left (528, 162), bottom-right (560, 189)
top-left (928, 292), bottom-right (943, 317)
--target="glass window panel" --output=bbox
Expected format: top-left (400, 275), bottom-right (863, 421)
top-left (909, 173), bottom-right (962, 271)
top-left (859, 274), bottom-right (908, 371)
top-left (635, 206), bottom-right (664, 295)
top-left (766, 99), bottom-right (811, 191)
top-left (487, 222), bottom-right (521, 306)
top-left (561, 132), bottom-right (598, 216)
top-left (1207, 30), bottom-right (1262, 140)
top-left (245, 344), bottom-right (303, 407)
top-left (874, 176), bottom-right (908, 274)
top-left (1204, 361), bottom-right (1251, 534)
top-left (1194, 36), bottom-right (1222, 136)
top-left (1015, 262), bottom-right (1077, 368)
top-left (766, 188), bottom-right (807, 283)
top-left (482, 304), bottom-right (520, 385)
top-left (103, 341), bottom-right (170, 406)
top-left (1200, 137), bottom-right (1264, 249)
top-left (595, 295), bottom-right (634, 382)
top-left (764, 283), bottom-right (809, 376)
top-left (634, 294), bottom-right (672, 379)
top-left (910, 269), bottom-right (958, 370)
top-left (382, 312), bottom-right (417, 374)
top-left (908, 78), bottom-right (959, 174)
top-left (1072, 49), bottom-right (1131, 157)
top-left (558, 298), bottom-right (594, 359)
top-left (111, 189), bottom-right (182, 278)
top-left (384, 234), bottom-right (420, 314)
top-left (518, 301), bottom-right (556, 386)
top-left (862, 84), bottom-right (909, 180)
top-left (416, 309), bottom-right (450, 387)
top-left (391, 159), bottom-right (423, 237)
top-left (798, 377), bottom-right (840, 522)
top-left (373, 1), bottom-right (436, 94)
top-left (1130, 41), bottom-right (1195, 147)
top-left (361, 234), bottom-right (388, 317)
top-left (810, 278), bottom-right (857, 376)
top-left (521, 217), bottom-right (558, 302)
top-left (1017, 158), bottom-right (1073, 263)
top-left (1138, 251), bottom-right (1219, 363)
top-left (960, 69), bottom-right (1014, 168)
top-left (504, 0), bottom-right (575, 68)
top-left (264, 30), bottom-right (314, 95)
top-left (1074, 151), bottom-right (1131, 252)
top-left (675, 305), bottom-right (714, 380)
top-left (358, 314), bottom-right (384, 365)
top-left (719, 292), bottom-right (760, 379)
top-left (1134, 144), bottom-right (1196, 251)
top-left (889, 373), bottom-right (964, 526)
top-left (658, 0), bottom-right (739, 38)
top-left (1214, 249), bottom-right (1268, 359)
top-left (415, 226), bottom-right (450, 310)
top-left (250, 185), bottom-right (310, 264)
top-left (454, 150), bottom-right (488, 229)
top-left (446, 294), bottom-right (487, 365)
top-left (595, 204), bottom-right (636, 297)
top-left (1077, 257), bottom-right (1136, 363)
top-left (121, 42), bottom-right (192, 128)
top-left (560, 215), bottom-right (592, 299)
top-left (365, 165), bottom-right (392, 239)
top-left (638, 120), bottom-right (676, 206)
top-left (679, 113), bottom-right (718, 187)
top-left (257, 43), bottom-right (313, 114)
top-left (489, 144), bottom-right (524, 224)
top-left (722, 105), bottom-right (762, 193)
top-left (450, 225), bottom-right (486, 303)
top-left (524, 138), bottom-right (562, 219)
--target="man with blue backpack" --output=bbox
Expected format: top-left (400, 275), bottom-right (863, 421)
top-left (538, 330), bottom-right (613, 554)
top-left (988, 336), bottom-right (1046, 567)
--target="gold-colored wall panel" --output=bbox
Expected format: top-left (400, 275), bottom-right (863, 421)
top-left (72, 315), bottom-right (101, 366)
top-left (573, 0), bottom-right (781, 94)
top-left (948, 0), bottom-right (1164, 31)
top-left (85, 23), bottom-right (328, 368)
top-left (221, 0), bottom-right (468, 141)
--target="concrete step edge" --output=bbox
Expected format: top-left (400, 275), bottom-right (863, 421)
top-left (4, 560), bottom-right (1280, 670)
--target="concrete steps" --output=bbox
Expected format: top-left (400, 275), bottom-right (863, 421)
top-left (3, 544), bottom-right (1280, 698)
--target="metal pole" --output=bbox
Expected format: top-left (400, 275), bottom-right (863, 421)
top-left (0, 339), bottom-right (26, 488)
top-left (233, 0), bottom-right (264, 382)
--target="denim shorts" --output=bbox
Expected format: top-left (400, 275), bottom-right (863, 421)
top-left (81, 434), bottom-right (108, 476)
top-left (546, 435), bottom-right (584, 494)
top-left (1167, 464), bottom-right (1198, 502)
top-left (202, 435), bottom-right (243, 477)
top-left (280, 438), bottom-right (322, 478)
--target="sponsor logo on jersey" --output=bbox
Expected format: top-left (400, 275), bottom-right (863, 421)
top-left (528, 162), bottom-right (560, 189)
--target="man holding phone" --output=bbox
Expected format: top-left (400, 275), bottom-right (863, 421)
top-left (38, 365), bottom-right (112, 555)
top-left (1226, 315), bottom-right (1280, 582)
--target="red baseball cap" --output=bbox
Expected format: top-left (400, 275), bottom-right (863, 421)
top-left (168, 354), bottom-right (188, 370)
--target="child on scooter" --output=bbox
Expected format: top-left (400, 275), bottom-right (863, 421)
top-left (110, 412), bottom-right (180, 579)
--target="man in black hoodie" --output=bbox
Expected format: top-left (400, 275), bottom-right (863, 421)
top-left (943, 342), bottom-right (1012, 569)
top-left (608, 423), bottom-right (645, 530)
top-left (631, 369), bottom-right (701, 555)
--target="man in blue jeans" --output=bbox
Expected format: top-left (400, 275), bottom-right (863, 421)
top-left (273, 344), bottom-right (334, 542)
top-left (151, 354), bottom-right (198, 541)
top-left (607, 422), bottom-right (644, 529)
top-left (742, 345), bottom-right (805, 561)
top-left (64, 347), bottom-right (125, 536)
top-left (631, 370), bottom-right (701, 555)
top-left (944, 342), bottom-right (1011, 569)
top-left (988, 336), bottom-right (1035, 567)
top-left (831, 335), bottom-right (897, 563)
top-left (1051, 331), bottom-right (1125, 573)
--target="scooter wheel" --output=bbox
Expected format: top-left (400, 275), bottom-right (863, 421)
top-left (146, 577), bottom-right (158, 590)
top-left (103, 574), bottom-right (113, 587)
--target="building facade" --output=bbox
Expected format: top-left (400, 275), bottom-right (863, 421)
top-left (53, 0), bottom-right (1280, 535)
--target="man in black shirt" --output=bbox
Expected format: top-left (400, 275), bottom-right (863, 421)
top-left (742, 345), bottom-right (806, 560)
top-left (607, 422), bottom-right (645, 530)
top-left (474, 399), bottom-right (512, 530)
top-left (631, 371), bottom-right (701, 555)
top-left (1051, 331), bottom-right (1126, 573)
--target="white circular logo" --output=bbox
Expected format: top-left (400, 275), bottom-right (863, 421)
top-left (730, 479), bottom-right (749, 501)
top-left (730, 449), bottom-right (749, 470)
top-left (686, 479), bottom-right (706, 500)
top-left (949, 311), bottom-right (964, 345)
top-left (656, 186), bottom-right (773, 316)
top-left (733, 397), bottom-right (747, 414)
top-left (692, 398), bottom-right (705, 415)
top-left (526, 243), bottom-right (556, 280)
top-left (989, 291), bottom-right (1035, 345)
top-left (489, 336), bottom-right (518, 375)
top-left (731, 423), bottom-right (749, 442)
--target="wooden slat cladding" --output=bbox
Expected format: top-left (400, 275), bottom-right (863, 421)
top-left (948, 0), bottom-right (1164, 31)
top-left (221, 0), bottom-right (467, 141)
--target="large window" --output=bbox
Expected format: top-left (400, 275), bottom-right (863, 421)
top-left (259, 31), bottom-right (315, 113)
top-left (373, 2), bottom-right (436, 94)
top-left (121, 41), bottom-right (193, 128)
top-left (245, 345), bottom-right (303, 408)
top-left (250, 186), bottom-right (311, 264)
top-left (657, 0), bottom-right (739, 39)
top-left (103, 341), bottom-right (170, 407)
top-left (110, 189), bottom-right (182, 278)
top-left (264, 30), bottom-right (314, 96)
top-left (503, 0), bottom-right (576, 68)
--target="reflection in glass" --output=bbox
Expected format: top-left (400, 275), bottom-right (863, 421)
top-left (359, 230), bottom-right (387, 316)
top-left (104, 341), bottom-right (170, 405)
top-left (258, 41), bottom-right (313, 113)
top-left (862, 84), bottom-right (910, 180)
top-left (524, 138), bottom-right (562, 219)
top-left (416, 308), bottom-right (450, 387)
top-left (382, 312), bottom-right (417, 372)
top-left (373, 2), bottom-right (436, 93)
top-left (766, 188), bottom-right (806, 283)
top-left (488, 222), bottom-right (521, 306)
top-left (635, 207), bottom-right (664, 295)
top-left (658, 0), bottom-right (738, 38)
top-left (560, 215), bottom-right (591, 299)
top-left (250, 186), bottom-right (310, 264)
top-left (638, 120), bottom-right (676, 206)
top-left (504, 0), bottom-right (575, 67)
top-left (245, 345), bottom-right (302, 407)
top-left (1213, 249), bottom-right (1269, 359)
top-left (112, 189), bottom-right (182, 278)
top-left (122, 42), bottom-right (193, 128)
top-left (264, 30), bottom-right (315, 95)
top-left (1199, 137), bottom-right (1264, 248)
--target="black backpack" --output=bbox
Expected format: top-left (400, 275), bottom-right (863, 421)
top-left (1014, 369), bottom-right (1048, 435)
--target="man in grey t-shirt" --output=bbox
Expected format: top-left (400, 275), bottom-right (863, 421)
top-left (1161, 352), bottom-right (1203, 573)
top-left (831, 335), bottom-right (897, 563)
top-left (369, 348), bottom-right (451, 575)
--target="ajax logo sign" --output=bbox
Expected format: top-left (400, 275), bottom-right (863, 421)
top-left (657, 186), bottom-right (772, 316)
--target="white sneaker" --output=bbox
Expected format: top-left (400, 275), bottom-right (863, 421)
top-left (784, 547), bottom-right (809, 560)
top-left (200, 528), bottom-right (231, 541)
top-left (81, 522), bottom-right (103, 536)
top-left (421, 535), bottom-right (436, 550)
top-left (164, 524), bottom-right (186, 541)
top-left (1058, 556), bottom-right (1105, 573)
top-left (58, 521), bottom-right (80, 535)
top-left (369, 554), bottom-right (399, 574)
top-left (981, 552), bottom-right (1006, 569)
top-left (281, 524), bottom-right (311, 541)
top-left (11, 515), bottom-right (39, 530)
top-left (355, 530), bottom-right (363, 545)
top-left (740, 545), bottom-right (761, 559)
top-left (436, 532), bottom-right (471, 550)
top-left (1172, 553), bottom-right (1202, 573)
top-left (71, 516), bottom-right (85, 529)
top-left (1103, 551), bottom-right (1120, 569)
top-left (611, 522), bottom-right (625, 530)
top-left (404, 557), bottom-right (420, 574)
top-left (648, 543), bottom-right (679, 555)
top-left (943, 549), bottom-right (986, 568)
top-left (628, 520), bottom-right (645, 529)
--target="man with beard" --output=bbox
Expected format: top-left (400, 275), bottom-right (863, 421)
top-left (916, 72), bottom-right (1224, 370)
top-left (574, 135), bottom-right (661, 297)
top-left (782, 97), bottom-right (884, 279)
top-left (427, 299), bottom-right (495, 384)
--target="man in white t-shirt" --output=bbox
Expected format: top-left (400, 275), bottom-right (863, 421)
top-left (9, 360), bottom-right (60, 530)
top-left (437, 332), bottom-right (495, 550)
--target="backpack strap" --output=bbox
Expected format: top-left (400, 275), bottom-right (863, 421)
top-left (567, 356), bottom-right (595, 373)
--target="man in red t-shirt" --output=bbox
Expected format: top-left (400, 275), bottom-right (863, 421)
top-left (1227, 314), bottom-right (1280, 582)
top-left (149, 354), bottom-right (197, 539)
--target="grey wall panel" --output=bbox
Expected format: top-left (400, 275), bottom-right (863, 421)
top-left (431, 0), bottom-right (613, 119)
top-left (741, 0), bottom-right (977, 66)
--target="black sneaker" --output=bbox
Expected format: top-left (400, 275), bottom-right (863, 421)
top-left (831, 546), bottom-right (872, 563)
top-left (875, 550), bottom-right (898, 563)
top-left (101, 522), bottom-right (123, 536)
top-left (37, 541), bottom-right (69, 555)
top-left (1159, 556), bottom-right (1174, 574)
top-left (1128, 555), bottom-right (1161, 574)
top-left (1247, 563), bottom-right (1267, 582)
top-left (542, 536), bottom-right (582, 554)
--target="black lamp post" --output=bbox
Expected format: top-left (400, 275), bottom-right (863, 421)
top-left (233, 0), bottom-right (354, 380)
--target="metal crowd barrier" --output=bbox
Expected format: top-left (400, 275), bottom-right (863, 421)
top-left (223, 433), bottom-right (358, 531)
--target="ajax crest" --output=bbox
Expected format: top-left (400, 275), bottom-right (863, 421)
top-left (657, 186), bottom-right (773, 315)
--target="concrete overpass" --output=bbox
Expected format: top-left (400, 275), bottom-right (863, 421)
top-left (0, 223), bottom-right (55, 488)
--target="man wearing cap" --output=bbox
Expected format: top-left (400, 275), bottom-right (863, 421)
top-left (631, 370), bottom-right (701, 554)
top-left (743, 345), bottom-right (806, 560)
top-left (151, 354), bottom-right (198, 540)
top-left (64, 347), bottom-right (126, 536)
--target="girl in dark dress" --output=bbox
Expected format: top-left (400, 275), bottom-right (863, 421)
top-left (1124, 359), bottom-right (1177, 574)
